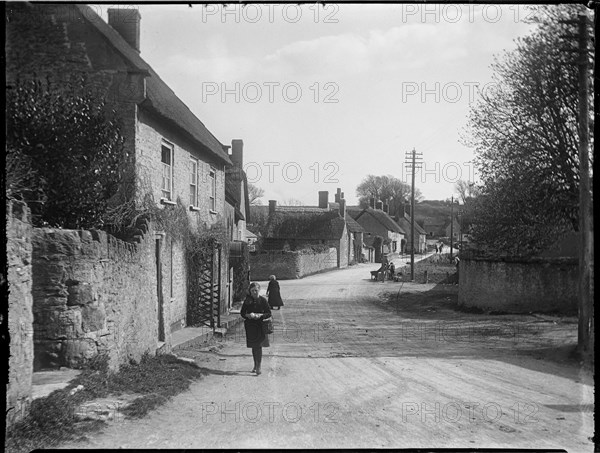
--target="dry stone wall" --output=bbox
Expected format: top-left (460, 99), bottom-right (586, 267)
top-left (32, 222), bottom-right (159, 371)
top-left (6, 201), bottom-right (34, 426)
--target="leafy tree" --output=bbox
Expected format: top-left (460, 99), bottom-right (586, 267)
top-left (356, 174), bottom-right (422, 216)
top-left (6, 79), bottom-right (127, 229)
top-left (461, 5), bottom-right (593, 256)
top-left (248, 183), bottom-right (265, 205)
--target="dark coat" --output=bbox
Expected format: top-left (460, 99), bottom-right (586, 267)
top-left (267, 280), bottom-right (284, 307)
top-left (241, 295), bottom-right (271, 348)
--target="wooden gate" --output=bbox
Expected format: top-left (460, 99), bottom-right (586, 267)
top-left (188, 244), bottom-right (222, 328)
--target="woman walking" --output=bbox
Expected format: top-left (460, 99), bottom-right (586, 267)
top-left (266, 275), bottom-right (284, 310)
top-left (241, 282), bottom-right (271, 375)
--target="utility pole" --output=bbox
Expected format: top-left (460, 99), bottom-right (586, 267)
top-left (560, 13), bottom-right (594, 359)
top-left (576, 14), bottom-right (593, 359)
top-left (404, 148), bottom-right (423, 281)
top-left (450, 195), bottom-right (454, 261)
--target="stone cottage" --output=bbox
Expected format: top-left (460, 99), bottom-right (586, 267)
top-left (350, 205), bottom-right (406, 262)
top-left (6, 3), bottom-right (236, 369)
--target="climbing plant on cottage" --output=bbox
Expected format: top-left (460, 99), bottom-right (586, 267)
top-left (6, 78), bottom-right (127, 229)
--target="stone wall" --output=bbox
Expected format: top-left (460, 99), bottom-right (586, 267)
top-left (6, 201), bottom-right (34, 426)
top-left (249, 248), bottom-right (337, 280)
top-left (32, 222), bottom-right (160, 371)
top-left (458, 257), bottom-right (578, 313)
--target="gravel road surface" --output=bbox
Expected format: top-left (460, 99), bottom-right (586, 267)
top-left (61, 262), bottom-right (594, 451)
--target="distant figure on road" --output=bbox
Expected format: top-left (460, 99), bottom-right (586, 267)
top-left (241, 282), bottom-right (272, 375)
top-left (388, 262), bottom-right (395, 280)
top-left (435, 244), bottom-right (439, 253)
top-left (439, 244), bottom-right (444, 254)
top-left (266, 275), bottom-right (284, 310)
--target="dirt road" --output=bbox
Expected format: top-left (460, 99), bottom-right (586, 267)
top-left (62, 263), bottom-right (594, 451)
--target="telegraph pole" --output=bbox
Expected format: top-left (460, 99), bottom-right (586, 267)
top-left (576, 14), bottom-right (593, 358)
top-left (560, 13), bottom-right (593, 359)
top-left (450, 195), bottom-right (454, 261)
top-left (404, 148), bottom-right (423, 281)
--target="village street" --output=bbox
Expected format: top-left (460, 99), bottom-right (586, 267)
top-left (61, 262), bottom-right (593, 451)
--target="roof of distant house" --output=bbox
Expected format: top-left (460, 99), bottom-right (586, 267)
top-left (355, 208), bottom-right (405, 234)
top-left (297, 211), bottom-right (347, 240)
top-left (345, 215), bottom-right (365, 233)
top-left (396, 213), bottom-right (427, 235)
top-left (76, 5), bottom-right (231, 166)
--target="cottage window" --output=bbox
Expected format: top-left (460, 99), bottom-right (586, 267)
top-left (161, 142), bottom-right (173, 200)
top-left (209, 166), bottom-right (216, 211)
top-left (189, 157), bottom-right (199, 207)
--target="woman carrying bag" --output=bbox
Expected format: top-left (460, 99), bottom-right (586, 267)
top-left (241, 282), bottom-right (272, 375)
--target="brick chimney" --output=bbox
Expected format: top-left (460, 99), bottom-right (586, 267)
top-left (376, 201), bottom-right (383, 210)
top-left (269, 200), bottom-right (277, 215)
top-left (318, 191), bottom-right (329, 209)
top-left (369, 197), bottom-right (375, 209)
top-left (339, 198), bottom-right (346, 219)
top-left (108, 8), bottom-right (141, 53)
top-left (334, 187), bottom-right (342, 203)
top-left (383, 203), bottom-right (389, 214)
top-left (231, 139), bottom-right (243, 168)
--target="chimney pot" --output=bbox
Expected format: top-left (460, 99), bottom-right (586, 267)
top-left (108, 8), bottom-right (141, 52)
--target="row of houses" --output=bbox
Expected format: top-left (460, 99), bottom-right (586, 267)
top-left (248, 188), bottom-right (427, 275)
top-left (6, 2), bottom-right (254, 388)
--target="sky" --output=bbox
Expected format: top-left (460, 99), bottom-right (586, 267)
top-left (98, 3), bottom-right (537, 205)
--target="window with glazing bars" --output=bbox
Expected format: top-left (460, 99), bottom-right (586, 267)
top-left (209, 166), bottom-right (216, 211)
top-left (190, 157), bottom-right (198, 207)
top-left (161, 142), bottom-right (173, 200)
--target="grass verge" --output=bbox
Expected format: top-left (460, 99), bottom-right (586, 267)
top-left (5, 353), bottom-right (203, 453)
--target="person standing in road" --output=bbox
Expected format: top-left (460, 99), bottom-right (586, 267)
top-left (266, 275), bottom-right (284, 310)
top-left (241, 282), bottom-right (271, 375)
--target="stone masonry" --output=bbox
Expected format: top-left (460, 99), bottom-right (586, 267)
top-left (458, 257), bottom-right (578, 313)
top-left (6, 201), bottom-right (34, 426)
top-left (250, 248), bottom-right (338, 280)
top-left (32, 222), bottom-right (160, 371)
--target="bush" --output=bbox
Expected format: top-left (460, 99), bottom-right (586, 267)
top-left (6, 79), bottom-right (127, 229)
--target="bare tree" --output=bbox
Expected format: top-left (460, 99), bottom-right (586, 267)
top-left (279, 198), bottom-right (303, 206)
top-left (248, 183), bottom-right (265, 206)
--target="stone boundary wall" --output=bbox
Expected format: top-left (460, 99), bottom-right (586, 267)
top-left (458, 257), bottom-right (578, 313)
top-left (32, 221), bottom-right (159, 371)
top-left (249, 248), bottom-right (338, 280)
top-left (6, 201), bottom-right (34, 426)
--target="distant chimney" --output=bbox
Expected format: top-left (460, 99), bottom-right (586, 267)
top-left (339, 199), bottom-right (346, 219)
top-left (318, 191), bottom-right (329, 209)
top-left (231, 139), bottom-right (243, 168)
top-left (341, 192), bottom-right (344, 199)
top-left (370, 198), bottom-right (375, 209)
top-left (335, 187), bottom-right (342, 203)
top-left (376, 201), bottom-right (383, 210)
top-left (269, 200), bottom-right (277, 215)
top-left (108, 8), bottom-right (141, 52)
top-left (383, 203), bottom-right (389, 214)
